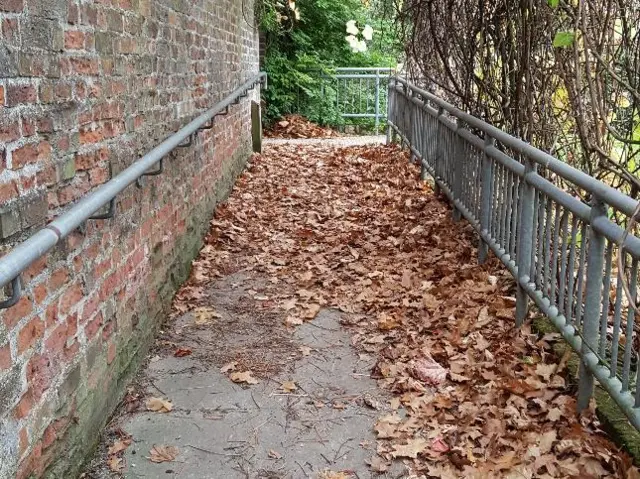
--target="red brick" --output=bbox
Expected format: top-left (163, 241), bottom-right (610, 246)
top-left (11, 141), bottom-right (51, 169)
top-left (23, 256), bottom-right (46, 282)
top-left (17, 318), bottom-right (44, 354)
top-left (26, 354), bottom-right (55, 400)
top-left (0, 181), bottom-right (18, 203)
top-left (69, 56), bottom-right (99, 75)
top-left (16, 441), bottom-right (43, 479)
top-left (64, 30), bottom-right (85, 49)
top-left (33, 283), bottom-right (47, 305)
top-left (5, 83), bottom-right (37, 107)
top-left (0, 117), bottom-right (20, 142)
top-left (84, 311), bottom-right (102, 340)
top-left (14, 389), bottom-right (34, 419)
top-left (0, 344), bottom-right (10, 370)
top-left (79, 126), bottom-right (104, 145)
top-left (48, 268), bottom-right (69, 292)
top-left (0, 0), bottom-right (23, 13)
top-left (1, 18), bottom-right (19, 45)
top-left (18, 427), bottom-right (28, 457)
top-left (88, 166), bottom-right (109, 186)
top-left (44, 321), bottom-right (67, 355)
top-left (2, 296), bottom-right (33, 330)
top-left (58, 283), bottom-right (84, 312)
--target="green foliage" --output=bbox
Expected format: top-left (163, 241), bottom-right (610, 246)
top-left (553, 31), bottom-right (576, 48)
top-left (260, 0), bottom-right (399, 125)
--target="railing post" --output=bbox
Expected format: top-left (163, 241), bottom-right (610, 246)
top-left (374, 69), bottom-right (381, 136)
top-left (577, 197), bottom-right (607, 411)
top-left (478, 136), bottom-right (495, 264)
top-left (386, 79), bottom-right (393, 144)
top-left (433, 107), bottom-right (444, 196)
top-left (515, 158), bottom-right (537, 326)
top-left (451, 119), bottom-right (463, 222)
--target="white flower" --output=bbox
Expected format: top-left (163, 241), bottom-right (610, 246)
top-left (362, 24), bottom-right (373, 41)
top-left (294, 7), bottom-right (300, 20)
top-left (345, 35), bottom-right (358, 49)
top-left (288, 1), bottom-right (295, 10)
top-left (354, 39), bottom-right (368, 53)
top-left (346, 20), bottom-right (359, 35)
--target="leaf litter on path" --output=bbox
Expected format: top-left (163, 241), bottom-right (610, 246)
top-left (170, 141), bottom-right (638, 477)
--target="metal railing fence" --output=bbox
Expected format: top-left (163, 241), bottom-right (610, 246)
top-left (0, 72), bottom-right (267, 310)
top-left (387, 76), bottom-right (640, 431)
top-left (325, 67), bottom-right (393, 134)
top-left (294, 67), bottom-right (393, 134)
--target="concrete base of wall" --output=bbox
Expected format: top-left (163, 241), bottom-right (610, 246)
top-left (40, 140), bottom-right (253, 478)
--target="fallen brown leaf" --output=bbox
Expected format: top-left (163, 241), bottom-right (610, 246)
top-left (148, 444), bottom-right (179, 463)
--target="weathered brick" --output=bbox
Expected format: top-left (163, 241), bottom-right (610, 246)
top-left (5, 83), bottom-right (37, 106)
top-left (0, 181), bottom-right (18, 204)
top-left (0, 207), bottom-right (20, 239)
top-left (0, 114), bottom-right (20, 142)
top-left (20, 192), bottom-right (48, 229)
top-left (25, 0), bottom-right (67, 20)
top-left (64, 30), bottom-right (84, 50)
top-left (10, 141), bottom-right (49, 169)
top-left (14, 389), bottom-right (34, 420)
top-left (0, 344), bottom-right (10, 370)
top-left (21, 17), bottom-right (63, 51)
top-left (58, 157), bottom-right (76, 181)
top-left (17, 318), bottom-right (44, 354)
top-left (0, 0), bottom-right (23, 13)
top-left (1, 18), bottom-right (20, 46)
top-left (58, 283), bottom-right (84, 312)
top-left (69, 56), bottom-right (99, 75)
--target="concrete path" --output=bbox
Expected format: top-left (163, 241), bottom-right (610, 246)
top-left (87, 272), bottom-right (406, 479)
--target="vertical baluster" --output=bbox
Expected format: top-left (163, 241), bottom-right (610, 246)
top-left (386, 80), bottom-right (394, 144)
top-left (599, 243), bottom-right (614, 356)
top-left (549, 204), bottom-right (562, 306)
top-left (478, 136), bottom-right (495, 264)
top-left (577, 197), bottom-right (607, 411)
top-left (530, 189), bottom-right (540, 283)
top-left (622, 259), bottom-right (638, 392)
top-left (543, 196), bottom-right (553, 297)
top-left (515, 158), bottom-right (537, 326)
top-left (557, 211), bottom-right (570, 318)
top-left (610, 254), bottom-right (626, 378)
top-left (503, 169), bottom-right (514, 255)
top-left (510, 175), bottom-right (520, 259)
top-left (565, 217), bottom-right (580, 325)
top-left (574, 223), bottom-right (588, 329)
top-left (433, 107), bottom-right (444, 195)
top-left (535, 193), bottom-right (546, 290)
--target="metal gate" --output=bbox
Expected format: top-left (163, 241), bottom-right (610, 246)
top-left (320, 67), bottom-right (394, 134)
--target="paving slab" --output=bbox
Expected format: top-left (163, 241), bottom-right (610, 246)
top-left (88, 273), bottom-right (407, 479)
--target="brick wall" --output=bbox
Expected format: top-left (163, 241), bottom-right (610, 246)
top-left (0, 0), bottom-right (259, 476)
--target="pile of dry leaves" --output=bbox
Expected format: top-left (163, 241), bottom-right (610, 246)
top-left (264, 114), bottom-right (342, 139)
top-left (175, 141), bottom-right (638, 478)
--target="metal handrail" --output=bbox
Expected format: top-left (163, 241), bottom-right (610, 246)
top-left (387, 76), bottom-right (640, 430)
top-left (0, 72), bottom-right (267, 308)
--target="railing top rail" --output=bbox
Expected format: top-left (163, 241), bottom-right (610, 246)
top-left (392, 76), bottom-right (639, 218)
top-left (335, 67), bottom-right (395, 72)
top-left (327, 74), bottom-right (390, 79)
top-left (0, 72), bottom-right (267, 296)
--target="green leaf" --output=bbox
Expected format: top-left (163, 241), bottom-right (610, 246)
top-left (548, 0), bottom-right (559, 7)
top-left (553, 31), bottom-right (576, 48)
